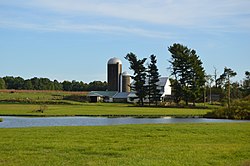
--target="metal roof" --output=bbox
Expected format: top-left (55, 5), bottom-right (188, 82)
top-left (122, 71), bottom-right (130, 76)
top-left (88, 91), bottom-right (118, 97)
top-left (113, 92), bottom-right (131, 99)
top-left (108, 57), bottom-right (122, 64)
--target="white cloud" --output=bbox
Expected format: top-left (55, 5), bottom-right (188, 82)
top-left (12, 0), bottom-right (250, 25)
top-left (0, 19), bottom-right (172, 39)
top-left (0, 0), bottom-right (249, 35)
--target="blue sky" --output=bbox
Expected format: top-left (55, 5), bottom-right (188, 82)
top-left (0, 0), bottom-right (249, 83)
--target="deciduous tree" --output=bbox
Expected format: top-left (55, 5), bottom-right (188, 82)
top-left (0, 78), bottom-right (6, 89)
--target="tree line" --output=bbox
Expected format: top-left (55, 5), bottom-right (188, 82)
top-left (125, 43), bottom-right (206, 106)
top-left (204, 68), bottom-right (250, 106)
top-left (0, 76), bottom-right (107, 91)
top-left (125, 43), bottom-right (250, 107)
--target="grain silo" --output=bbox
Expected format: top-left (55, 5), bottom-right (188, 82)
top-left (122, 71), bottom-right (131, 92)
top-left (107, 57), bottom-right (122, 91)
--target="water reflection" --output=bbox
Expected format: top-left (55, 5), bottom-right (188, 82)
top-left (0, 116), bottom-right (248, 128)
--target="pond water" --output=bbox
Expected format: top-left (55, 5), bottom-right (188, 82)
top-left (0, 116), bottom-right (249, 128)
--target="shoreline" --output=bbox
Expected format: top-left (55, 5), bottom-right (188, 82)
top-left (0, 114), bottom-right (249, 121)
top-left (0, 114), bottom-right (204, 118)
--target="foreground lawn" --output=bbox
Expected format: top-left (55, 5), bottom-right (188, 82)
top-left (0, 103), bottom-right (210, 117)
top-left (0, 123), bottom-right (249, 166)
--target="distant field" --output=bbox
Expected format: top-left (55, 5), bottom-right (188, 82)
top-left (0, 103), bottom-right (211, 117)
top-left (0, 90), bottom-right (88, 104)
top-left (0, 123), bottom-right (249, 166)
top-left (0, 89), bottom-right (88, 95)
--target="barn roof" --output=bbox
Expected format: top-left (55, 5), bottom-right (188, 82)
top-left (113, 92), bottom-right (131, 99)
top-left (87, 91), bottom-right (118, 97)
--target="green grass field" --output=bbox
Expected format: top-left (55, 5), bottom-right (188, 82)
top-left (0, 123), bottom-right (249, 166)
top-left (0, 91), bottom-right (249, 165)
top-left (0, 90), bottom-right (88, 104)
top-left (0, 90), bottom-right (217, 117)
top-left (0, 103), bottom-right (210, 117)
top-left (0, 90), bottom-right (64, 101)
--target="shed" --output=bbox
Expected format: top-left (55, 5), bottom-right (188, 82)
top-left (113, 92), bottom-right (131, 103)
top-left (87, 91), bottom-right (118, 102)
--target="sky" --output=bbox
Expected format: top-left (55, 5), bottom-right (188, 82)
top-left (0, 0), bottom-right (250, 83)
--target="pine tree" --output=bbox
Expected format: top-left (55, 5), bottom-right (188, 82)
top-left (242, 71), bottom-right (250, 97)
top-left (147, 54), bottom-right (161, 106)
top-left (168, 43), bottom-right (205, 106)
top-left (219, 67), bottom-right (237, 109)
top-left (125, 53), bottom-right (147, 106)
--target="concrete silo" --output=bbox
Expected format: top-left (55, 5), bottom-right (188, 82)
top-left (107, 57), bottom-right (122, 91)
top-left (122, 71), bottom-right (131, 92)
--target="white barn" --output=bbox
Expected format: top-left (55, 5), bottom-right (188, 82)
top-left (88, 77), bottom-right (171, 103)
top-left (127, 77), bottom-right (171, 103)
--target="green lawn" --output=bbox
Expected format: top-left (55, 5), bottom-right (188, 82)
top-left (0, 123), bottom-right (249, 166)
top-left (0, 103), bottom-right (210, 117)
top-left (0, 90), bottom-right (215, 117)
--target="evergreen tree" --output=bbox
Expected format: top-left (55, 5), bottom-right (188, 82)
top-left (168, 43), bottom-right (205, 106)
top-left (147, 54), bottom-right (161, 106)
top-left (219, 67), bottom-right (237, 109)
top-left (125, 53), bottom-right (147, 106)
top-left (242, 71), bottom-right (250, 97)
top-left (169, 78), bottom-right (182, 104)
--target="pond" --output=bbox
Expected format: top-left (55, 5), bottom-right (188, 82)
top-left (0, 116), bottom-right (249, 128)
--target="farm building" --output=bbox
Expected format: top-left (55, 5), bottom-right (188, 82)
top-left (88, 57), bottom-right (171, 103)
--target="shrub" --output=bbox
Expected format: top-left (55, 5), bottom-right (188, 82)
top-left (205, 97), bottom-right (250, 120)
top-left (33, 105), bottom-right (48, 113)
top-left (0, 118), bottom-right (2, 122)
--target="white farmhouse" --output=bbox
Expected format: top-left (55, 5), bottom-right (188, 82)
top-left (127, 77), bottom-right (171, 103)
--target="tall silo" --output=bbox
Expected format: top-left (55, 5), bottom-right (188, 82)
top-left (107, 57), bottom-right (122, 91)
top-left (122, 71), bottom-right (131, 92)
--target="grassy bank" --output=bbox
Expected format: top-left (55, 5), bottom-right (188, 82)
top-left (0, 103), bottom-right (210, 117)
top-left (0, 123), bottom-right (249, 166)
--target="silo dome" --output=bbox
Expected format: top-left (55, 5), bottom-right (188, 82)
top-left (122, 71), bottom-right (131, 92)
top-left (108, 57), bottom-right (122, 65)
top-left (122, 71), bottom-right (130, 76)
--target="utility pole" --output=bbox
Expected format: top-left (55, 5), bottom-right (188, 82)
top-left (228, 75), bottom-right (231, 110)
